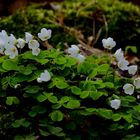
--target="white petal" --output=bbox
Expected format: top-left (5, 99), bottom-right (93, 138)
top-left (37, 78), bottom-right (42, 83)
top-left (118, 59), bottom-right (129, 70)
top-left (4, 45), bottom-right (18, 59)
top-left (128, 65), bottom-right (137, 75)
top-left (32, 48), bottom-right (40, 56)
top-left (17, 38), bottom-right (26, 49)
top-left (133, 78), bottom-right (140, 89)
top-left (38, 70), bottom-right (51, 82)
top-left (114, 48), bottom-right (124, 61)
top-left (8, 34), bottom-right (16, 45)
top-left (110, 99), bottom-right (121, 110)
top-left (38, 28), bottom-right (52, 41)
top-left (29, 39), bottom-right (40, 50)
top-left (123, 83), bottom-right (134, 95)
top-left (102, 37), bottom-right (116, 50)
top-left (77, 54), bottom-right (85, 62)
top-left (25, 32), bottom-right (33, 43)
top-left (67, 45), bottom-right (79, 56)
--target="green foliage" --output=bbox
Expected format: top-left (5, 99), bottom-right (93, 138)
top-left (0, 0), bottom-right (140, 139)
top-left (0, 45), bottom-right (139, 139)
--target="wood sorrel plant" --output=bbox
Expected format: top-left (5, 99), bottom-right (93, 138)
top-left (0, 29), bottom-right (140, 140)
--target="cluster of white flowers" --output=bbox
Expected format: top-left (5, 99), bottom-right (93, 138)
top-left (102, 37), bottom-right (139, 110)
top-left (0, 28), bottom-right (52, 59)
top-left (114, 48), bottom-right (138, 74)
top-left (67, 45), bottom-right (85, 62)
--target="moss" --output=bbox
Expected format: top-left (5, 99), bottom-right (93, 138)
top-left (0, 3), bottom-right (77, 46)
top-left (63, 0), bottom-right (140, 53)
top-left (0, 0), bottom-right (139, 54)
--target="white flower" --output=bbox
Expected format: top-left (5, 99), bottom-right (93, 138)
top-left (0, 38), bottom-right (5, 54)
top-left (110, 99), bottom-right (121, 110)
top-left (133, 78), bottom-right (140, 89)
top-left (67, 45), bottom-right (79, 57)
top-left (38, 28), bottom-right (52, 41)
top-left (123, 83), bottom-right (134, 95)
top-left (4, 45), bottom-right (18, 59)
top-left (128, 65), bottom-right (138, 75)
top-left (102, 37), bottom-right (116, 50)
top-left (114, 48), bottom-right (124, 61)
top-left (8, 34), bottom-right (16, 45)
top-left (77, 54), bottom-right (85, 63)
top-left (117, 59), bottom-right (129, 70)
top-left (0, 30), bottom-right (9, 53)
top-left (25, 32), bottom-right (33, 43)
top-left (37, 70), bottom-right (51, 83)
top-left (137, 95), bottom-right (140, 99)
top-left (32, 47), bottom-right (40, 56)
top-left (16, 38), bottom-right (26, 49)
top-left (28, 39), bottom-right (40, 50)
top-left (37, 78), bottom-right (42, 83)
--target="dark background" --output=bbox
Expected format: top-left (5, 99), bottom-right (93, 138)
top-left (0, 0), bottom-right (139, 16)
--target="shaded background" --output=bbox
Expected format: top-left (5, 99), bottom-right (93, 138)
top-left (0, 0), bottom-right (140, 16)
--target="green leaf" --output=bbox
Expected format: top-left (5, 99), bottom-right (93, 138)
top-left (112, 114), bottom-right (122, 121)
top-left (37, 94), bottom-right (48, 102)
top-left (47, 125), bottom-right (65, 136)
top-left (48, 96), bottom-right (58, 103)
top-left (134, 105), bottom-right (140, 113)
top-left (122, 114), bottom-right (133, 123)
top-left (98, 109), bottom-right (113, 119)
top-left (24, 135), bottom-right (36, 140)
top-left (6, 97), bottom-right (20, 105)
top-left (59, 96), bottom-right (70, 104)
top-left (32, 105), bottom-right (47, 114)
top-left (125, 46), bottom-right (137, 54)
top-left (12, 118), bottom-right (30, 128)
top-left (85, 108), bottom-right (97, 113)
top-left (50, 110), bottom-right (64, 121)
top-left (22, 121), bottom-right (30, 127)
top-left (18, 65), bottom-right (35, 75)
top-left (39, 129), bottom-right (50, 136)
top-left (2, 59), bottom-right (18, 70)
top-left (77, 62), bottom-right (97, 74)
top-left (28, 111), bottom-right (37, 117)
top-left (90, 91), bottom-right (104, 100)
top-left (14, 136), bottom-right (24, 140)
top-left (52, 104), bottom-right (62, 109)
top-left (80, 108), bottom-right (97, 116)
top-left (71, 86), bottom-right (81, 95)
top-left (104, 82), bottom-right (114, 88)
top-left (125, 96), bottom-right (136, 102)
top-left (54, 57), bottom-right (67, 65)
top-left (97, 64), bottom-right (109, 74)
top-left (80, 91), bottom-right (90, 99)
top-left (65, 56), bottom-right (77, 67)
top-left (66, 100), bottom-right (80, 109)
top-left (12, 121), bottom-right (21, 128)
top-left (22, 51), bottom-right (49, 64)
top-left (66, 122), bottom-right (76, 130)
top-left (56, 81), bottom-right (69, 89)
top-left (24, 85), bottom-right (41, 94)
top-left (88, 69), bottom-right (97, 78)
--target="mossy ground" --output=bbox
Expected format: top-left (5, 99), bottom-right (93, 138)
top-left (0, 0), bottom-right (139, 56)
